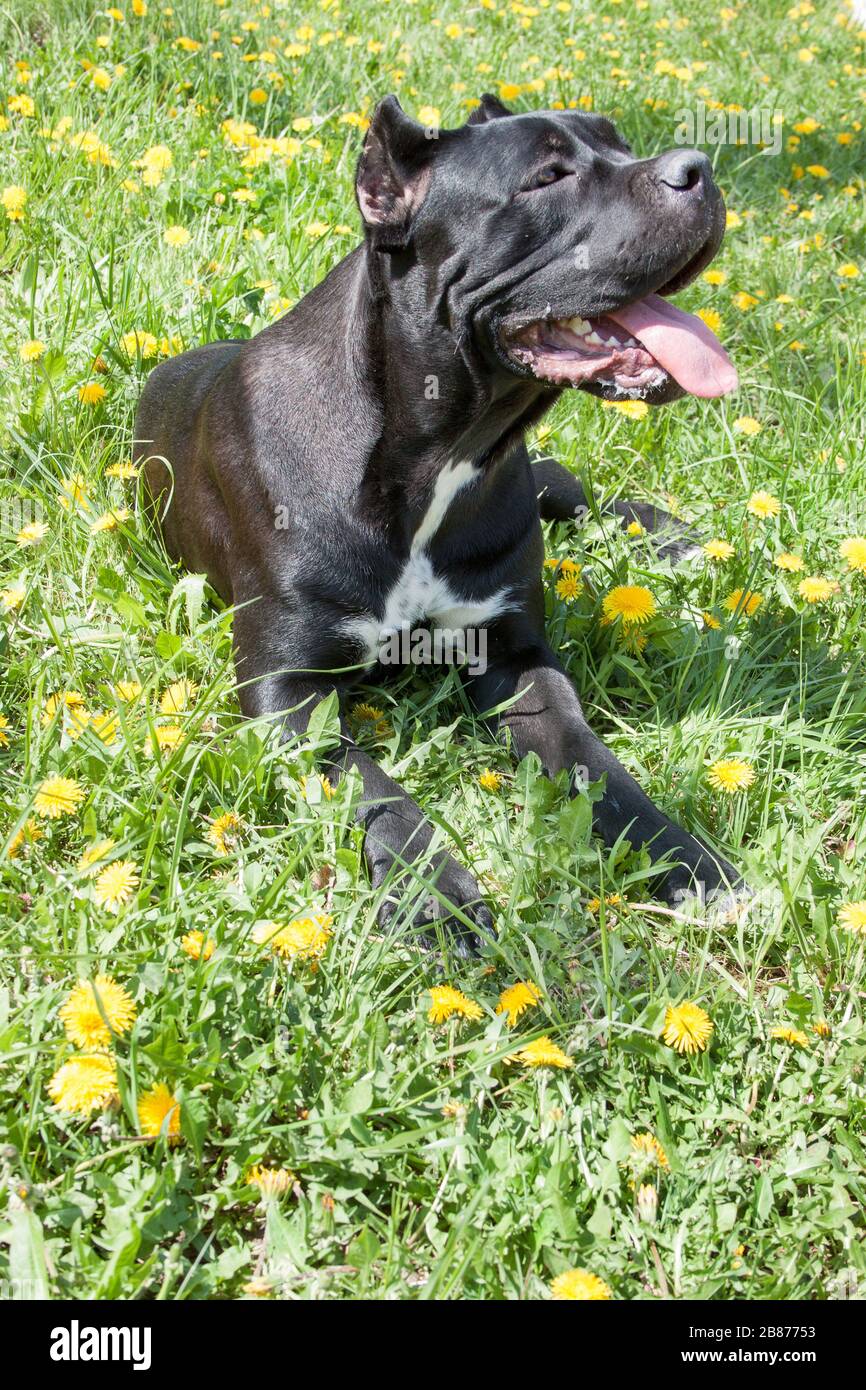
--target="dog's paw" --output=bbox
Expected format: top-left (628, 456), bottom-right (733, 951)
top-left (660, 851), bottom-right (745, 918)
top-left (654, 533), bottom-right (703, 565)
top-left (368, 846), bottom-right (494, 956)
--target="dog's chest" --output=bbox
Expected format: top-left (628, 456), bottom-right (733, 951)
top-left (344, 461), bottom-right (512, 661)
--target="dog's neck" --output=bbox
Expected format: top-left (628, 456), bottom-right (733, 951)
top-left (356, 245), bottom-right (552, 522)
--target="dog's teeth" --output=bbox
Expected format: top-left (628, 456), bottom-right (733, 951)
top-left (605, 335), bottom-right (620, 348)
top-left (626, 336), bottom-right (639, 347)
top-left (568, 317), bottom-right (591, 335)
top-left (585, 331), bottom-right (603, 347)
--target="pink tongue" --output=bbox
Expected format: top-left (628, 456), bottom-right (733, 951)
top-left (608, 292), bottom-right (738, 398)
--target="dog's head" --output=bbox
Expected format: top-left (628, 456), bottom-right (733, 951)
top-left (356, 95), bottom-right (736, 405)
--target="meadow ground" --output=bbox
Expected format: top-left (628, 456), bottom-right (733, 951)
top-left (1, 0), bottom-right (865, 1302)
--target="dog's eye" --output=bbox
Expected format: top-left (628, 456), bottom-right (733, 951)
top-left (528, 164), bottom-right (570, 190)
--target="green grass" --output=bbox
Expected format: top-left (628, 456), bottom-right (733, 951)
top-left (2, 0), bottom-right (866, 1301)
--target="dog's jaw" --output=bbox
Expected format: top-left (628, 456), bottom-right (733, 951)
top-left (500, 286), bottom-right (737, 403)
top-left (504, 314), bottom-right (674, 400)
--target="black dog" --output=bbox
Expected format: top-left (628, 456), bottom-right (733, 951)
top-left (135, 94), bottom-right (741, 949)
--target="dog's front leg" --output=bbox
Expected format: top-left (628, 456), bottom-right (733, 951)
top-left (532, 455), bottom-right (698, 561)
top-left (466, 641), bottom-right (739, 907)
top-left (239, 668), bottom-right (493, 950)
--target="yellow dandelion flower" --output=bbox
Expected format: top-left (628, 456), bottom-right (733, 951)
top-left (631, 1132), bottom-right (669, 1168)
top-left (41, 690), bottom-right (86, 726)
top-left (662, 1000), bottom-right (713, 1054)
top-left (746, 489), bottom-right (780, 517)
top-left (703, 538), bottom-right (735, 561)
top-left (8, 95), bottom-right (35, 118)
top-left (65, 706), bottom-right (92, 741)
top-left (838, 900), bottom-right (866, 934)
top-left (57, 474), bottom-right (89, 511)
top-left (90, 508), bottom-right (130, 534)
top-left (839, 537), bottom-right (866, 573)
top-left (247, 1164), bottom-right (294, 1197)
top-left (120, 329), bottom-right (159, 359)
top-left (770, 1025), bottom-right (809, 1047)
top-left (252, 913), bottom-right (333, 962)
top-left (812, 1020), bottom-right (831, 1039)
top-left (138, 1083), bottom-right (181, 1141)
top-left (427, 985), bottom-right (483, 1024)
top-left (0, 713), bottom-right (9, 746)
top-left (838, 262), bottom-right (859, 279)
top-left (725, 210), bottom-right (743, 229)
top-left (1, 184), bottom-right (27, 220)
top-left (626, 520), bottom-right (644, 537)
top-left (34, 776), bottom-right (84, 819)
top-left (708, 758), bottom-right (755, 794)
top-left (724, 588), bottom-right (763, 617)
top-left (19, 339), bottom-right (46, 362)
top-left (555, 572), bottom-right (584, 601)
top-left (774, 552), bottom-right (804, 572)
top-left (241, 1278), bottom-right (274, 1298)
top-left (299, 773), bottom-right (334, 801)
top-left (496, 980), bottom-right (541, 1026)
top-left (601, 585), bottom-right (656, 626)
top-left (48, 1054), bottom-right (118, 1117)
top-left (603, 398), bottom-right (649, 419)
top-left (798, 576), bottom-right (837, 604)
top-left (351, 701), bottom-right (385, 723)
top-left (702, 610), bottom-right (721, 630)
top-left (93, 859), bottom-right (139, 911)
top-left (59, 973), bottom-right (136, 1050)
top-left (180, 930), bottom-right (214, 961)
top-left (159, 678), bottom-right (197, 714)
top-left (416, 105), bottom-right (441, 126)
top-left (207, 810), bottom-right (241, 855)
top-left (113, 680), bottom-right (142, 702)
top-left (6, 818), bottom-right (43, 858)
top-left (587, 892), bottom-right (622, 914)
top-left (731, 291), bottom-right (757, 311)
top-left (702, 269), bottom-right (727, 286)
top-left (78, 381), bottom-right (107, 405)
top-left (138, 144), bottom-right (171, 177)
top-left (696, 307), bottom-right (722, 334)
top-left (147, 723), bottom-right (184, 753)
top-left (105, 460), bottom-right (140, 480)
top-left (1, 585), bottom-right (26, 611)
top-left (77, 839), bottom-right (115, 873)
top-left (478, 768), bottom-right (502, 791)
top-left (17, 519), bottom-right (47, 546)
top-left (163, 224), bottom-right (191, 247)
top-left (550, 1268), bottom-right (612, 1301)
top-left (509, 1036), bottom-right (573, 1069)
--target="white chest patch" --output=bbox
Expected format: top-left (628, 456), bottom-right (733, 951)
top-left (344, 461), bottom-right (514, 664)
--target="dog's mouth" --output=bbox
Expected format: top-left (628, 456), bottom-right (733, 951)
top-left (502, 284), bottom-right (738, 403)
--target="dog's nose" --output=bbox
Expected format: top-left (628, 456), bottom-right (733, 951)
top-left (656, 149), bottom-right (712, 194)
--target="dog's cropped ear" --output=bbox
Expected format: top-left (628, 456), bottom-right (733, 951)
top-left (356, 95), bottom-right (435, 251)
top-left (466, 92), bottom-right (513, 126)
